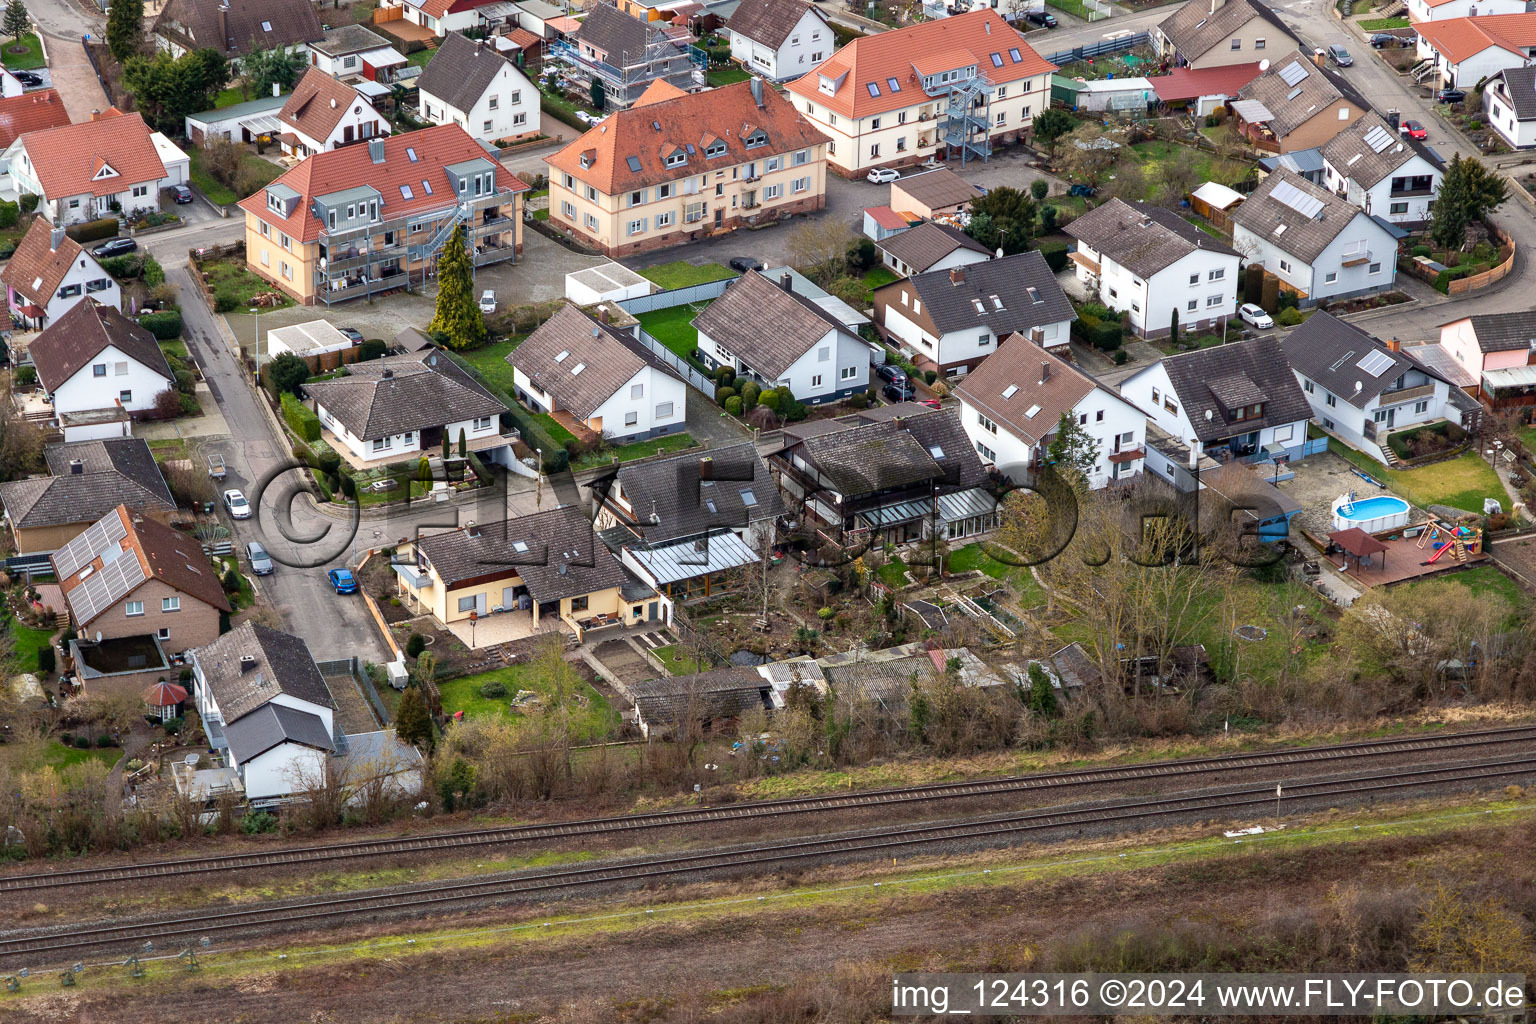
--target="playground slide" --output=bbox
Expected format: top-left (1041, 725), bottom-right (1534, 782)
top-left (1424, 540), bottom-right (1453, 565)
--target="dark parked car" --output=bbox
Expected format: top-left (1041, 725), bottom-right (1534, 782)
top-left (339, 327), bottom-right (364, 344)
top-left (1368, 33), bottom-right (1400, 48)
top-left (728, 256), bottom-right (764, 273)
top-left (1436, 88), bottom-right (1466, 105)
top-left (169, 184), bottom-right (193, 203)
top-left (875, 363), bottom-right (907, 385)
top-left (91, 238), bottom-right (137, 259)
top-left (1068, 183), bottom-right (1096, 197)
top-left (1024, 10), bottom-right (1057, 26)
top-left (1327, 44), bottom-right (1352, 67)
top-left (13, 70), bottom-right (42, 87)
top-left (882, 382), bottom-right (915, 403)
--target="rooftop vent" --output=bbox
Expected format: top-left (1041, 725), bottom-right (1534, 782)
top-left (240, 654), bottom-right (257, 674)
top-left (70, 458), bottom-right (84, 474)
top-left (369, 139), bottom-right (386, 164)
top-left (780, 272), bottom-right (792, 292)
top-left (382, 368), bottom-right (394, 379)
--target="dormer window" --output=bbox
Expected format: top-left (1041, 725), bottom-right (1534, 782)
top-left (579, 153), bottom-right (592, 168)
top-left (665, 149), bottom-right (687, 167)
top-left (744, 130), bottom-right (767, 148)
top-left (705, 141), bottom-right (727, 158)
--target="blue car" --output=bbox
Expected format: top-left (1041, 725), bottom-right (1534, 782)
top-left (327, 568), bottom-right (359, 594)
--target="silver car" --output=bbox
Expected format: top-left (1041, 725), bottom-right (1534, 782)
top-left (245, 540), bottom-right (274, 575)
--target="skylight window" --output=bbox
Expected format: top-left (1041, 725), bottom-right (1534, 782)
top-left (571, 362), bottom-right (586, 375)
top-left (991, 295), bottom-right (1003, 309)
top-left (626, 155), bottom-right (642, 172)
top-left (555, 350), bottom-right (569, 362)
top-left (1009, 47), bottom-right (1022, 62)
top-left (886, 77), bottom-right (901, 92)
top-left (867, 82), bottom-right (881, 97)
top-left (741, 488), bottom-right (758, 506)
top-left (400, 184), bottom-right (414, 199)
top-left (421, 179), bottom-right (433, 194)
top-left (929, 446), bottom-right (945, 459)
top-left (705, 498), bottom-right (717, 513)
top-left (261, 20), bottom-right (272, 31)
top-left (406, 147), bottom-right (419, 162)
top-left (1026, 287), bottom-right (1040, 304)
top-left (1002, 384), bottom-right (1019, 399)
top-left (1024, 404), bottom-right (1042, 418)
top-left (990, 52), bottom-right (1003, 67)
top-left (512, 540), bottom-right (529, 553)
top-left (972, 299), bottom-right (985, 313)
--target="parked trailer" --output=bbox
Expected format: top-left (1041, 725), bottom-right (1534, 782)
top-left (206, 454), bottom-right (226, 480)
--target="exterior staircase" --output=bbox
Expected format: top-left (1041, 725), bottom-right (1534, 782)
top-left (1380, 444), bottom-right (1400, 468)
top-left (407, 202), bottom-right (473, 266)
top-left (1377, 0), bottom-right (1407, 16)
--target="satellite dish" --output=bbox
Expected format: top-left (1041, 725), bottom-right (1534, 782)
top-left (1204, 409), bottom-right (1214, 421)
top-left (94, 631), bottom-right (102, 643)
top-left (185, 753), bottom-right (200, 767)
top-left (1354, 380), bottom-right (1363, 392)
top-left (1259, 58), bottom-right (1270, 71)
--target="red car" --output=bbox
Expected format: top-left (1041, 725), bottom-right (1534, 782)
top-left (1399, 120), bottom-right (1427, 140)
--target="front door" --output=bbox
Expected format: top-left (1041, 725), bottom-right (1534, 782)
top-left (713, 208), bottom-right (723, 229)
top-left (502, 586), bottom-right (518, 611)
top-left (648, 601), bottom-right (659, 621)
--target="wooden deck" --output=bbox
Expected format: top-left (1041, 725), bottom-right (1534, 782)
top-left (1336, 534), bottom-right (1487, 587)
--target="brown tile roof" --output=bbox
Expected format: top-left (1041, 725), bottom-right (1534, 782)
top-left (0, 218), bottom-right (104, 310)
top-left (691, 270), bottom-right (855, 379)
top-left (506, 27), bottom-right (543, 50)
top-left (955, 337), bottom-right (1097, 446)
top-left (875, 219), bottom-right (990, 274)
top-left (153, 0), bottom-right (324, 57)
top-left (512, 302), bottom-right (650, 419)
top-left (0, 438), bottom-right (174, 529)
top-left (18, 111), bottom-right (167, 200)
top-left (1230, 167), bottom-right (1365, 264)
top-left (891, 167), bottom-right (982, 213)
top-left (1234, 50), bottom-right (1363, 139)
top-left (29, 299), bottom-right (174, 393)
top-left (280, 68), bottom-right (378, 144)
top-left (1155, 0), bottom-right (1288, 62)
top-left (727, 0), bottom-right (823, 50)
top-left (54, 504), bottom-right (231, 626)
top-left (1064, 198), bottom-right (1239, 280)
top-left (415, 504), bottom-right (634, 601)
top-left (192, 622), bottom-right (334, 723)
top-left (0, 89), bottom-right (70, 151)
top-left (237, 124), bottom-right (527, 244)
top-left (784, 10), bottom-right (1054, 121)
top-left (546, 79), bottom-right (828, 195)
top-left (303, 347), bottom-right (508, 440)
top-left (1319, 112), bottom-right (1442, 190)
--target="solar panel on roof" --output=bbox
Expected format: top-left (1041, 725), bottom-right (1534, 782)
top-left (1363, 124), bottom-right (1395, 153)
top-left (1279, 60), bottom-right (1309, 86)
top-left (54, 513), bottom-right (128, 579)
top-left (626, 155), bottom-right (642, 172)
top-left (1271, 179), bottom-right (1324, 219)
top-left (1357, 349), bottom-right (1396, 376)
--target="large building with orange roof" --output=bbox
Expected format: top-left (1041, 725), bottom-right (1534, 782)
top-left (544, 78), bottom-right (828, 257)
top-left (1414, 12), bottom-right (1536, 88)
top-left (1405, 0), bottom-right (1522, 25)
top-left (783, 9), bottom-right (1054, 178)
top-left (4, 110), bottom-right (185, 226)
top-left (238, 124), bottom-right (527, 306)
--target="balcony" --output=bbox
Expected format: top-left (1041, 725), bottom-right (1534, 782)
top-left (473, 243), bottom-right (516, 267)
top-left (1338, 250), bottom-right (1373, 268)
top-left (1380, 383), bottom-right (1435, 405)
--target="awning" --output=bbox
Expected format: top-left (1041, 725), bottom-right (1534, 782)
top-left (858, 498), bottom-right (933, 530)
top-left (628, 530), bottom-right (758, 585)
top-left (393, 563), bottom-right (432, 589)
top-left (353, 79), bottom-right (393, 99)
top-left (935, 487), bottom-right (997, 522)
top-left (241, 113), bottom-right (283, 134)
top-left (1483, 364), bottom-right (1536, 389)
top-left (1229, 98), bottom-right (1274, 122)
top-left (1329, 527), bottom-right (1388, 562)
top-left (360, 46), bottom-right (408, 68)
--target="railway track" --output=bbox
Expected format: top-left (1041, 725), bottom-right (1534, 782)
top-left (4, 754), bottom-right (1533, 966)
top-left (6, 724), bottom-right (1536, 895)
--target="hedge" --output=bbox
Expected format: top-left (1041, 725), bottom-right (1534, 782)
top-left (281, 392), bottom-right (321, 442)
top-left (1073, 312), bottom-right (1122, 350)
top-left (138, 311), bottom-right (183, 340)
top-left (66, 217), bottom-right (121, 244)
top-left (1037, 240), bottom-right (1069, 273)
top-left (443, 350), bottom-right (570, 472)
top-left (1434, 264), bottom-right (1480, 293)
top-left (466, 450), bottom-right (492, 484)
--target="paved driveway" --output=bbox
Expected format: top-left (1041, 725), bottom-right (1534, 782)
top-left (40, 33), bottom-right (108, 123)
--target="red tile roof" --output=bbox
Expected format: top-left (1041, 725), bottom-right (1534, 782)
top-left (1415, 12), bottom-right (1536, 63)
top-left (864, 205), bottom-right (909, 230)
top-left (784, 9), bottom-right (1054, 121)
top-left (237, 123), bottom-right (528, 244)
top-left (0, 89), bottom-right (70, 151)
top-left (280, 68), bottom-right (380, 145)
top-left (18, 111), bottom-right (167, 200)
top-left (0, 218), bottom-right (98, 309)
top-left (505, 27), bottom-right (542, 49)
top-left (1148, 62), bottom-right (1264, 102)
top-left (546, 79), bottom-right (828, 195)
top-left (417, 0), bottom-right (506, 18)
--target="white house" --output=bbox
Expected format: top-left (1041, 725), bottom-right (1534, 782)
top-left (416, 32), bottom-right (538, 145)
top-left (1320, 114), bottom-right (1444, 227)
top-left (511, 302), bottom-right (688, 442)
top-left (303, 348), bottom-right (511, 468)
top-left (277, 68), bottom-right (391, 158)
top-left (1120, 336), bottom-right (1315, 463)
top-left (382, 0), bottom-right (513, 37)
top-left (726, 0), bottom-right (834, 82)
top-left (956, 338), bottom-right (1146, 488)
top-left (5, 112), bottom-right (170, 225)
top-left (1, 220), bottom-right (121, 330)
top-left (872, 251), bottom-right (1076, 375)
top-left (1232, 169), bottom-right (1399, 306)
top-left (1414, 13), bottom-right (1536, 89)
top-left (1063, 197), bottom-right (1242, 339)
top-left (0, 67), bottom-right (23, 98)
top-left (1407, 0), bottom-right (1524, 23)
top-left (692, 270), bottom-right (869, 404)
top-left (29, 300), bottom-right (174, 418)
top-left (306, 24), bottom-right (409, 84)
top-left (1281, 311), bottom-right (1475, 465)
top-left (875, 219), bottom-right (992, 278)
top-left (1485, 67), bottom-right (1536, 149)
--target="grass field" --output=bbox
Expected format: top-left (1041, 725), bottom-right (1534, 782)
top-left (1125, 141), bottom-right (1248, 202)
top-left (946, 542), bottom-right (1046, 608)
top-left (6, 741), bottom-right (121, 773)
top-left (1360, 16), bottom-right (1409, 28)
top-left (532, 412), bottom-right (577, 446)
top-left (1327, 440), bottom-right (1503, 515)
top-left (635, 304), bottom-right (705, 359)
top-left (159, 338), bottom-right (190, 361)
top-left (877, 557), bottom-right (910, 589)
top-left (188, 147), bottom-right (283, 206)
top-left (570, 432), bottom-right (698, 471)
top-left (10, 618), bottom-right (55, 675)
top-left (652, 643), bottom-right (708, 676)
top-left (458, 336), bottom-right (523, 395)
top-left (1, 33), bottom-right (44, 70)
top-left (437, 664), bottom-right (619, 741)
top-left (638, 261), bottom-right (735, 290)
top-left (202, 258), bottom-right (294, 311)
top-left (857, 266), bottom-right (899, 306)
top-left (707, 67), bottom-right (752, 87)
top-left (1402, 565), bottom-right (1530, 625)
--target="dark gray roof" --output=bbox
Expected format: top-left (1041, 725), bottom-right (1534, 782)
top-left (1281, 311), bottom-right (1432, 408)
top-left (414, 504), bottom-right (633, 602)
top-left (0, 438), bottom-right (174, 529)
top-left (1149, 336), bottom-right (1314, 443)
top-left (785, 406), bottom-right (987, 497)
top-left (691, 270), bottom-right (858, 380)
top-left (153, 0), bottom-right (323, 58)
top-left (1157, 0), bottom-right (1298, 62)
top-left (1230, 168), bottom-right (1366, 264)
top-left (29, 298), bottom-right (174, 394)
top-left (193, 622), bottom-right (334, 724)
top-left (512, 302), bottom-right (649, 419)
top-left (597, 440), bottom-right (784, 545)
top-left (876, 220), bottom-right (991, 274)
top-left (1459, 311), bottom-right (1536, 353)
top-left (903, 250), bottom-right (1075, 336)
top-left (1319, 112), bottom-right (1443, 190)
top-left (577, 3), bottom-right (680, 64)
top-left (1065, 199), bottom-right (1239, 280)
top-left (1235, 50), bottom-right (1360, 139)
top-left (630, 665), bottom-right (772, 729)
top-left (224, 702), bottom-right (334, 764)
top-left (725, 0), bottom-right (821, 49)
top-left (418, 31), bottom-right (523, 115)
top-left (892, 168), bottom-right (984, 212)
top-left (1491, 66), bottom-right (1536, 120)
top-left (304, 348), bottom-right (507, 440)
top-left (311, 23), bottom-right (392, 57)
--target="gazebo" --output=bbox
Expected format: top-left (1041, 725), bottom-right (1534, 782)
top-left (1328, 527), bottom-right (1389, 573)
top-left (142, 680), bottom-right (188, 723)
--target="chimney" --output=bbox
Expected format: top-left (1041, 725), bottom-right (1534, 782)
top-left (750, 77), bottom-right (764, 108)
top-left (779, 272), bottom-right (792, 292)
top-left (699, 455), bottom-right (714, 481)
top-left (1386, 338), bottom-right (1401, 352)
top-left (1040, 361), bottom-right (1050, 383)
top-left (949, 267), bottom-right (965, 285)
top-left (382, 367), bottom-right (394, 379)
top-left (69, 458), bottom-right (84, 475)
top-left (597, 307), bottom-right (609, 324)
top-left (273, 82), bottom-right (281, 98)
top-left (219, 2), bottom-right (230, 50)
top-left (50, 227), bottom-right (65, 250)
top-left (369, 139), bottom-right (386, 164)
top-left (90, 108), bottom-right (101, 120)
top-left (240, 654), bottom-right (257, 674)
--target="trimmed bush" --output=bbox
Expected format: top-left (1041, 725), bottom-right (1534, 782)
top-left (73, 736), bottom-right (91, 750)
top-left (1411, 244), bottom-right (1433, 258)
top-left (714, 366), bottom-right (735, 387)
top-left (213, 293), bottom-right (239, 313)
top-left (406, 633), bottom-right (428, 658)
top-left (316, 447), bottom-right (341, 476)
top-left (37, 646), bottom-right (55, 674)
top-left (724, 395), bottom-right (743, 415)
top-left (715, 385), bottom-right (736, 404)
top-left (739, 380), bottom-right (761, 410)
top-left (0, 201), bottom-right (17, 229)
top-left (18, 193), bottom-right (37, 214)
top-left (923, 369), bottom-right (937, 385)
top-left (759, 389), bottom-right (782, 412)
top-left (1037, 239), bottom-right (1069, 273)
top-left (1277, 307), bottom-right (1305, 326)
top-left (96, 734), bottom-right (113, 748)
top-left (138, 310), bottom-right (183, 340)
top-left (358, 338), bottom-right (388, 361)
top-left (65, 217), bottom-right (120, 244)
top-left (479, 679), bottom-right (508, 698)
top-left (281, 392), bottom-right (321, 442)
top-left (1113, 349), bottom-right (1129, 365)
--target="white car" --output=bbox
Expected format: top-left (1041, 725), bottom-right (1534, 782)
top-left (479, 290), bottom-right (497, 314)
top-left (1238, 303), bottom-right (1274, 329)
top-left (223, 489), bottom-right (252, 520)
top-left (867, 167), bottom-right (901, 184)
top-left (576, 111), bottom-right (595, 125)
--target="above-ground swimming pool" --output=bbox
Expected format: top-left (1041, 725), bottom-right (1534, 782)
top-left (1332, 494), bottom-right (1411, 534)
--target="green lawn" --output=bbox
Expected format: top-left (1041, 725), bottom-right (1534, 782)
top-left (356, 478), bottom-right (430, 506)
top-left (946, 542), bottom-right (1046, 608)
top-left (407, 48), bottom-right (436, 68)
top-left (532, 208), bottom-right (549, 221)
top-left (458, 336), bottom-right (524, 395)
top-left (707, 67), bottom-right (752, 87)
top-left (638, 261), bottom-right (736, 290)
top-left (1518, 425), bottom-right (1536, 456)
top-left (10, 618), bottom-right (55, 675)
top-left (539, 87), bottom-right (600, 129)
top-left (1327, 440), bottom-right (1503, 516)
top-left (1402, 566), bottom-right (1529, 627)
top-left (1360, 16), bottom-right (1409, 28)
top-left (188, 147), bottom-right (283, 206)
top-left (201, 258), bottom-right (294, 312)
top-left (635, 304), bottom-right (704, 359)
top-left (652, 643), bottom-right (708, 676)
top-left (1, 33), bottom-right (44, 70)
top-left (571, 431), bottom-right (698, 471)
top-left (436, 663), bottom-right (618, 741)
top-left (159, 338), bottom-right (190, 361)
top-left (1125, 141), bottom-right (1248, 202)
top-left (533, 412), bottom-right (577, 446)
top-left (7, 741), bottom-right (122, 773)
top-left (877, 557), bottom-right (910, 589)
top-left (213, 86), bottom-right (253, 108)
top-left (857, 265), bottom-right (899, 306)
